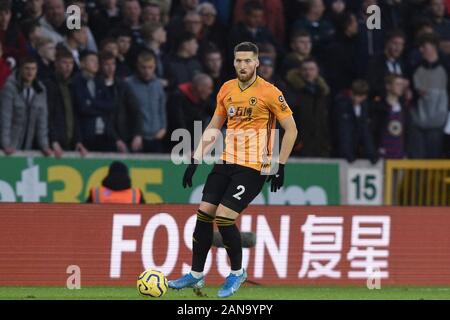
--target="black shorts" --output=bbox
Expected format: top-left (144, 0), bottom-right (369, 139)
top-left (201, 163), bottom-right (266, 213)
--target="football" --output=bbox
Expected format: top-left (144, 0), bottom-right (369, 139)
top-left (137, 270), bottom-right (168, 298)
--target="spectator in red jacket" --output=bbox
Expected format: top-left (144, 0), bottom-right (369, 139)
top-left (0, 41), bottom-right (12, 89)
top-left (0, 0), bottom-right (27, 64)
top-left (233, 0), bottom-right (285, 43)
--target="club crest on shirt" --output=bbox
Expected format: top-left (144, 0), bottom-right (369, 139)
top-left (388, 120), bottom-right (403, 136)
top-left (249, 97), bottom-right (257, 106)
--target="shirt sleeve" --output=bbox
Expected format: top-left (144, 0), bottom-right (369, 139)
top-left (213, 84), bottom-right (227, 116)
top-left (267, 85), bottom-right (293, 121)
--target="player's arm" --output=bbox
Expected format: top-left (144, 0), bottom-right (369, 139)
top-left (277, 115), bottom-right (298, 165)
top-left (192, 114), bottom-right (226, 161)
top-left (266, 115), bottom-right (297, 192)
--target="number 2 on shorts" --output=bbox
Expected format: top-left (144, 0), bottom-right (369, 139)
top-left (233, 185), bottom-right (246, 200)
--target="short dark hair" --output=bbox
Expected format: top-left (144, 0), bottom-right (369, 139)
top-left (22, 21), bottom-right (41, 40)
top-left (114, 28), bottom-right (133, 39)
top-left (338, 12), bottom-right (356, 34)
top-left (19, 56), bottom-right (38, 68)
top-left (244, 0), bottom-right (263, 15)
top-left (290, 29), bottom-right (311, 42)
top-left (301, 57), bottom-right (318, 66)
top-left (80, 50), bottom-right (97, 61)
top-left (385, 29), bottom-right (406, 43)
top-left (99, 51), bottom-right (116, 64)
top-left (202, 43), bottom-right (222, 57)
top-left (234, 41), bottom-right (259, 56)
top-left (100, 37), bottom-right (117, 50)
top-left (178, 31), bottom-right (197, 44)
top-left (418, 33), bottom-right (440, 48)
top-left (351, 79), bottom-right (370, 96)
top-left (0, 0), bottom-right (11, 12)
top-left (55, 46), bottom-right (74, 61)
top-left (176, 32), bottom-right (197, 51)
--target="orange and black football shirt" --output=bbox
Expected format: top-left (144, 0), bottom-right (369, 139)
top-left (214, 76), bottom-right (293, 172)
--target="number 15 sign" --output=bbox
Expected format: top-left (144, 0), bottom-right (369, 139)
top-left (347, 167), bottom-right (383, 205)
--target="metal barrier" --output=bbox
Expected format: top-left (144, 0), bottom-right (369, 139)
top-left (384, 160), bottom-right (450, 206)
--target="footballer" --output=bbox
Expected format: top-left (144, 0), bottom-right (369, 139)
top-left (168, 42), bottom-right (298, 298)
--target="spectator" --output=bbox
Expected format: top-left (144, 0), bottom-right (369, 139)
top-left (355, 0), bottom-right (385, 76)
top-left (22, 0), bottom-right (45, 24)
top-left (126, 51), bottom-right (167, 153)
top-left (325, 12), bottom-right (359, 96)
top-left (35, 37), bottom-right (56, 81)
top-left (1, 56), bottom-right (52, 156)
top-left (89, 0), bottom-right (122, 43)
top-left (0, 41), bottom-right (12, 89)
top-left (409, 34), bottom-right (449, 159)
top-left (258, 42), bottom-right (277, 67)
top-left (115, 29), bottom-right (133, 75)
top-left (139, 22), bottom-right (167, 80)
top-left (165, 32), bottom-right (203, 90)
top-left (286, 58), bottom-right (331, 157)
top-left (167, 73), bottom-right (214, 149)
top-left (68, 0), bottom-right (98, 52)
top-left (428, 0), bottom-right (450, 55)
top-left (407, 19), bottom-right (436, 69)
top-left (45, 47), bottom-right (87, 157)
top-left (372, 74), bottom-right (409, 159)
top-left (201, 44), bottom-right (226, 100)
top-left (142, 2), bottom-right (162, 24)
top-left (205, 0), bottom-right (233, 26)
top-left (39, 0), bottom-right (66, 44)
top-left (148, 0), bottom-right (172, 25)
top-left (196, 2), bottom-right (227, 54)
top-left (99, 37), bottom-right (131, 79)
top-left (72, 50), bottom-right (118, 152)
top-left (63, 22), bottom-right (89, 70)
top-left (257, 54), bottom-right (294, 107)
top-left (87, 161), bottom-right (146, 204)
top-left (119, 0), bottom-right (143, 46)
top-left (281, 30), bottom-right (313, 78)
top-left (99, 51), bottom-right (143, 153)
top-left (366, 30), bottom-right (407, 100)
top-left (227, 1), bottom-right (281, 65)
top-left (0, 0), bottom-right (27, 63)
top-left (233, 0), bottom-right (285, 42)
top-left (166, 0), bottom-right (199, 48)
top-left (335, 79), bottom-right (378, 163)
top-left (292, 0), bottom-right (335, 60)
top-left (379, 0), bottom-right (408, 31)
top-left (324, 0), bottom-right (347, 28)
top-left (171, 0), bottom-right (199, 19)
top-left (166, 10), bottom-right (203, 54)
top-left (23, 21), bottom-right (43, 57)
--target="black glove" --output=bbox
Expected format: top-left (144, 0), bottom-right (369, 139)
top-left (182, 158), bottom-right (198, 188)
top-left (266, 163), bottom-right (285, 192)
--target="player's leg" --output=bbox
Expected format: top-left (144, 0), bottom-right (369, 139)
top-left (215, 165), bottom-right (266, 298)
top-left (168, 201), bottom-right (217, 290)
top-left (191, 201), bottom-right (217, 277)
top-left (168, 164), bottom-right (229, 290)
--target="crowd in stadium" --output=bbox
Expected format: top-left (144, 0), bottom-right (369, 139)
top-left (0, 0), bottom-right (450, 162)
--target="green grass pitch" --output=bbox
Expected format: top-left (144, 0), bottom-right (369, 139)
top-left (0, 286), bottom-right (449, 300)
